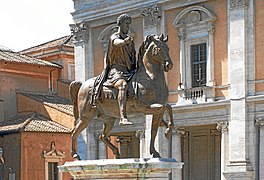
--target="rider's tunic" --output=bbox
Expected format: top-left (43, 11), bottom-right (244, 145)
top-left (103, 32), bottom-right (136, 87)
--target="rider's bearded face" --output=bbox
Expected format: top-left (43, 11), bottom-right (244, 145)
top-left (120, 19), bottom-right (131, 34)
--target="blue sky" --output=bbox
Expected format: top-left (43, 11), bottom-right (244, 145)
top-left (0, 0), bottom-right (74, 51)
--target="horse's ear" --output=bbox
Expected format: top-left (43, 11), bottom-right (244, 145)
top-left (164, 35), bottom-right (168, 42)
top-left (159, 34), bottom-right (164, 41)
top-left (159, 34), bottom-right (168, 42)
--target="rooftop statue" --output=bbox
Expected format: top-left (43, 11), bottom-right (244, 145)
top-left (69, 14), bottom-right (174, 159)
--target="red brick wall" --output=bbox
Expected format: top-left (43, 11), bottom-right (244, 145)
top-left (20, 132), bottom-right (72, 180)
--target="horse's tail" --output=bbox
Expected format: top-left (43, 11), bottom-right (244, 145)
top-left (69, 81), bottom-right (82, 121)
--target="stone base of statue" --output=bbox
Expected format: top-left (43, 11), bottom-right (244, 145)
top-left (59, 158), bottom-right (183, 180)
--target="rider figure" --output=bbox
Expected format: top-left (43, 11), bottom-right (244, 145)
top-left (102, 14), bottom-right (136, 126)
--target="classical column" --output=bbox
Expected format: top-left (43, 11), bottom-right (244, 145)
top-left (227, 0), bottom-right (252, 175)
top-left (117, 136), bottom-right (132, 158)
top-left (70, 22), bottom-right (94, 82)
top-left (178, 28), bottom-right (186, 90)
top-left (217, 122), bottom-right (229, 180)
top-left (170, 128), bottom-right (185, 180)
top-left (135, 130), bottom-right (145, 158)
top-left (141, 5), bottom-right (162, 38)
top-left (206, 21), bottom-right (215, 87)
top-left (95, 132), bottom-right (107, 159)
top-left (85, 126), bottom-right (96, 160)
top-left (144, 115), bottom-right (153, 158)
top-left (255, 118), bottom-right (264, 180)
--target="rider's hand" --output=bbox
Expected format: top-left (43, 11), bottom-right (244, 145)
top-left (124, 36), bottom-right (133, 44)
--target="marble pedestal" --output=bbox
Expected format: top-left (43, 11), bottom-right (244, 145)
top-left (59, 158), bottom-right (183, 180)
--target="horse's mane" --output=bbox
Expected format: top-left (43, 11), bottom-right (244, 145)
top-left (137, 36), bottom-right (153, 68)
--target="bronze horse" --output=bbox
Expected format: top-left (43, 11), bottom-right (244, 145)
top-left (69, 34), bottom-right (174, 159)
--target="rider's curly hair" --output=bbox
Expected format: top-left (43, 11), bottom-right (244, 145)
top-left (117, 14), bottom-right (132, 26)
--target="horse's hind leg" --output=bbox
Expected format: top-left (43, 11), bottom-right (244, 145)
top-left (99, 117), bottom-right (120, 159)
top-left (71, 108), bottom-right (96, 160)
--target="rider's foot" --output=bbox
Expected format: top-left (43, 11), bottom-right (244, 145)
top-left (119, 118), bottom-right (133, 126)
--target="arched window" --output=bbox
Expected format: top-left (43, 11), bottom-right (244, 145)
top-left (43, 142), bottom-right (65, 180)
top-left (173, 6), bottom-right (217, 103)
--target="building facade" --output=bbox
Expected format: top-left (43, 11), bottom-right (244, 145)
top-left (0, 39), bottom-right (75, 179)
top-left (70, 0), bottom-right (264, 179)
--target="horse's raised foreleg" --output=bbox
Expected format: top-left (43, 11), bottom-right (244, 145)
top-left (100, 118), bottom-right (120, 159)
top-left (164, 104), bottom-right (174, 140)
top-left (150, 113), bottom-right (163, 158)
top-left (146, 103), bottom-right (174, 139)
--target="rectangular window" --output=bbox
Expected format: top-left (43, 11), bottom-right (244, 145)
top-left (48, 162), bottom-right (58, 180)
top-left (191, 43), bottom-right (207, 87)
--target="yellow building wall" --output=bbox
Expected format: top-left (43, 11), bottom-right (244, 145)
top-left (255, 0), bottom-right (264, 93)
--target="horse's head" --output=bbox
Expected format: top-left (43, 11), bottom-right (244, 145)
top-left (144, 34), bottom-right (173, 72)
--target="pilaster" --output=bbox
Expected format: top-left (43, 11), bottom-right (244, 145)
top-left (206, 21), bottom-right (215, 87)
top-left (227, 0), bottom-right (253, 178)
top-left (217, 122), bottom-right (229, 180)
top-left (135, 130), bottom-right (146, 158)
top-left (86, 126), bottom-right (97, 160)
top-left (70, 22), bottom-right (94, 82)
top-left (143, 115), bottom-right (153, 158)
top-left (171, 127), bottom-right (185, 180)
top-left (178, 28), bottom-right (186, 90)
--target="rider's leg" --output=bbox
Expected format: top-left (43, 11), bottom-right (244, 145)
top-left (114, 79), bottom-right (133, 125)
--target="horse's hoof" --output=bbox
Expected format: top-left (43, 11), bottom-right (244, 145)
top-left (165, 128), bottom-right (172, 139)
top-left (152, 152), bottom-right (161, 158)
top-left (115, 155), bottom-right (121, 159)
top-left (72, 153), bottom-right (81, 161)
top-left (119, 118), bottom-right (133, 126)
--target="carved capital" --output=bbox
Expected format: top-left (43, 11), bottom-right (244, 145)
top-left (207, 21), bottom-right (215, 34)
top-left (140, 5), bottom-right (161, 27)
top-left (173, 128), bottom-right (189, 139)
top-left (135, 130), bottom-right (145, 139)
top-left (217, 121), bottom-right (228, 132)
top-left (178, 32), bottom-right (186, 41)
top-left (176, 128), bottom-right (186, 135)
top-left (70, 23), bottom-right (88, 43)
top-left (229, 0), bottom-right (249, 9)
top-left (116, 136), bottom-right (132, 143)
top-left (210, 129), bottom-right (221, 136)
top-left (255, 118), bottom-right (264, 129)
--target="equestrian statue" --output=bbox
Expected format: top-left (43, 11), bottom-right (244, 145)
top-left (69, 14), bottom-right (174, 159)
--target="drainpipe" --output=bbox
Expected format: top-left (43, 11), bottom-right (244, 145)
top-left (49, 69), bottom-right (56, 93)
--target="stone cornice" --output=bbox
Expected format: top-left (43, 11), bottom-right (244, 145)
top-left (172, 99), bottom-right (230, 111)
top-left (72, 0), bottom-right (159, 24)
top-left (71, 0), bottom-right (210, 26)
